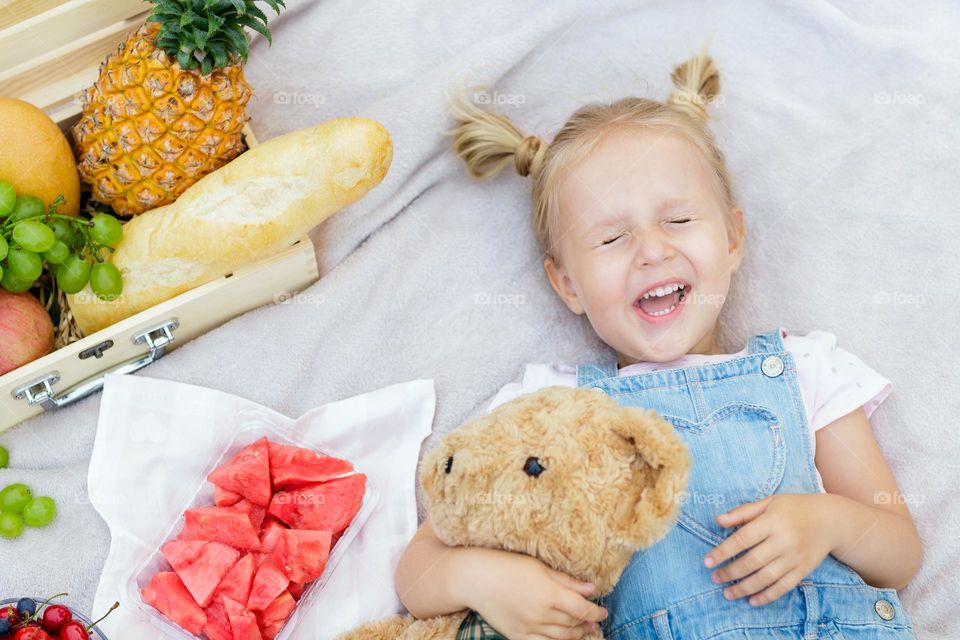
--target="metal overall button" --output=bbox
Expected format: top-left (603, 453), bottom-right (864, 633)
top-left (874, 599), bottom-right (896, 621)
top-left (761, 355), bottom-right (784, 378)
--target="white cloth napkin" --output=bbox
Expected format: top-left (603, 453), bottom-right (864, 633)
top-left (87, 373), bottom-right (435, 639)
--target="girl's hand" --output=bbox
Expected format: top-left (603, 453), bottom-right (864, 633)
top-left (462, 547), bottom-right (608, 640)
top-left (702, 493), bottom-right (839, 607)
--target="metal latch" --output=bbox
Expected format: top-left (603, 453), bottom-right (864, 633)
top-left (12, 319), bottom-right (180, 412)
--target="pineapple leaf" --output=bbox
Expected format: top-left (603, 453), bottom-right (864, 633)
top-left (200, 55), bottom-right (214, 75)
top-left (229, 0), bottom-right (246, 14)
top-left (208, 41), bottom-right (228, 67)
top-left (207, 12), bottom-right (225, 35)
top-left (222, 26), bottom-right (249, 61)
top-left (244, 3), bottom-right (267, 25)
top-left (237, 14), bottom-right (271, 45)
top-left (176, 49), bottom-right (195, 70)
top-left (179, 8), bottom-right (204, 28)
top-left (261, 0), bottom-right (284, 13)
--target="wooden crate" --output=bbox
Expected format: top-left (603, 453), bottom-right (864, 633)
top-left (0, 0), bottom-right (320, 432)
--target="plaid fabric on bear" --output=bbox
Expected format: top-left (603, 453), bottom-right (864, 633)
top-left (456, 610), bottom-right (509, 640)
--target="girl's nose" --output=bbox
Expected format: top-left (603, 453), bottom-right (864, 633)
top-left (631, 227), bottom-right (676, 268)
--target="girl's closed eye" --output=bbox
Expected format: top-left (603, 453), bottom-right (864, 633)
top-left (600, 232), bottom-right (627, 246)
top-left (600, 217), bottom-right (692, 246)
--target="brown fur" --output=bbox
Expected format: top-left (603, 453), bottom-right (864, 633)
top-left (336, 386), bottom-right (691, 639)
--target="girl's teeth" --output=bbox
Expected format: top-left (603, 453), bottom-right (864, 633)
top-left (642, 282), bottom-right (684, 299)
top-left (646, 303), bottom-right (678, 317)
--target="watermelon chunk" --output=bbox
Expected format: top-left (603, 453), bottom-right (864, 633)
top-left (260, 519), bottom-right (287, 554)
top-left (272, 529), bottom-right (332, 583)
top-left (255, 591), bottom-right (296, 639)
top-left (231, 499), bottom-right (267, 530)
top-left (141, 572), bottom-right (208, 635)
top-left (268, 474), bottom-right (366, 532)
top-left (161, 539), bottom-right (240, 607)
top-left (248, 562), bottom-right (290, 611)
top-left (202, 597), bottom-right (234, 640)
top-left (218, 552), bottom-right (257, 606)
top-left (223, 596), bottom-right (262, 640)
top-left (287, 582), bottom-right (305, 600)
top-left (182, 506), bottom-right (261, 550)
top-left (215, 485), bottom-right (243, 507)
top-left (209, 437), bottom-right (272, 507)
top-left (268, 441), bottom-right (354, 489)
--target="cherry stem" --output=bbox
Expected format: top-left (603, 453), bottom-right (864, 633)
top-left (87, 602), bottom-right (119, 631)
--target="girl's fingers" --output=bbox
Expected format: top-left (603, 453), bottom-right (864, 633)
top-left (716, 496), bottom-right (772, 528)
top-left (721, 555), bottom-right (793, 601)
top-left (745, 567), bottom-right (804, 607)
top-left (553, 590), bottom-right (608, 624)
top-left (536, 623), bottom-right (595, 640)
top-left (711, 538), bottom-right (783, 584)
top-left (543, 608), bottom-right (591, 628)
top-left (704, 519), bottom-right (769, 569)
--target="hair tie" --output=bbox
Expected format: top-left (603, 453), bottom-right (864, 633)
top-left (514, 135), bottom-right (547, 178)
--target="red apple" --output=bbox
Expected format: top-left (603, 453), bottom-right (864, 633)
top-left (0, 289), bottom-right (54, 375)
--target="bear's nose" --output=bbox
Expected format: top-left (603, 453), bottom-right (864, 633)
top-left (444, 455), bottom-right (454, 474)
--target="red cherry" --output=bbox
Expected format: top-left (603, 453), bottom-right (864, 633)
top-left (40, 606), bottom-right (72, 633)
top-left (13, 627), bottom-right (51, 640)
top-left (0, 605), bottom-right (19, 621)
top-left (56, 622), bottom-right (89, 640)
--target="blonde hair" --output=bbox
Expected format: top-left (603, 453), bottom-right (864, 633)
top-left (448, 44), bottom-right (737, 266)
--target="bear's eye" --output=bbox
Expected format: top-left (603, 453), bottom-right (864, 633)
top-left (523, 456), bottom-right (545, 477)
top-left (444, 456), bottom-right (454, 474)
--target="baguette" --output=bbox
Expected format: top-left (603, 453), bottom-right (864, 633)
top-left (68, 117), bottom-right (393, 335)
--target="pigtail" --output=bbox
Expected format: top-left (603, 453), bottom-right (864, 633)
top-left (446, 85), bottom-right (548, 179)
top-left (668, 40), bottom-right (721, 122)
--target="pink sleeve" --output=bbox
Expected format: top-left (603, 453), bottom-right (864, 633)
top-left (794, 331), bottom-right (892, 432)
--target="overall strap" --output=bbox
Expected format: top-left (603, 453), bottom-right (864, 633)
top-left (576, 360), bottom-right (619, 387)
top-left (747, 326), bottom-right (787, 355)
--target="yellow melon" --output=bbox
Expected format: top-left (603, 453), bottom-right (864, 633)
top-left (0, 97), bottom-right (80, 216)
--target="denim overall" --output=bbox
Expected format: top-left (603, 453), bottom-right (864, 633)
top-left (576, 328), bottom-right (916, 640)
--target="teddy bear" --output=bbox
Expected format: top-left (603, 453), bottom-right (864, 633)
top-left (336, 385), bottom-right (692, 640)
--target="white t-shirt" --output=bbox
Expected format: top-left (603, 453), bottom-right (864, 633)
top-left (485, 328), bottom-right (892, 493)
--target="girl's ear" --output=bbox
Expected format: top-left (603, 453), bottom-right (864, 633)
top-left (727, 206), bottom-right (746, 273)
top-left (543, 257), bottom-right (585, 315)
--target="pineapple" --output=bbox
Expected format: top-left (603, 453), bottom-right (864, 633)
top-left (73, 0), bottom-right (285, 216)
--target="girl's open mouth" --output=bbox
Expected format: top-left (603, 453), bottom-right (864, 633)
top-left (633, 281), bottom-right (691, 324)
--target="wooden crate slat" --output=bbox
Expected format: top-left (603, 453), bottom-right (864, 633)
top-left (0, 0), bottom-right (71, 30)
top-left (0, 13), bottom-right (148, 119)
top-left (0, 0), bottom-right (148, 71)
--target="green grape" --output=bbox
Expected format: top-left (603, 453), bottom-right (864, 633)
top-left (0, 445), bottom-right (7, 469)
top-left (56, 254), bottom-right (91, 294)
top-left (0, 234), bottom-right (7, 261)
top-left (43, 240), bottom-right (70, 265)
top-left (22, 496), bottom-right (56, 528)
top-left (5, 247), bottom-right (42, 282)
top-left (0, 267), bottom-right (32, 293)
top-left (12, 220), bottom-right (56, 253)
top-left (0, 483), bottom-right (32, 513)
top-left (0, 182), bottom-right (15, 217)
top-left (51, 219), bottom-right (78, 248)
top-left (9, 195), bottom-right (44, 223)
top-left (90, 214), bottom-right (123, 247)
top-left (90, 262), bottom-right (122, 300)
top-left (0, 512), bottom-right (23, 539)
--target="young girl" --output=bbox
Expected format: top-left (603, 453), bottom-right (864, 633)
top-left (394, 48), bottom-right (922, 640)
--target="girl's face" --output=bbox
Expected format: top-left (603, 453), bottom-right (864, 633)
top-left (544, 128), bottom-right (745, 365)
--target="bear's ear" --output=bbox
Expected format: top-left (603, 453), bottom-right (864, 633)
top-left (608, 407), bottom-right (692, 548)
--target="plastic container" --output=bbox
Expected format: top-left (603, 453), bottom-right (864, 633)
top-left (0, 598), bottom-right (109, 638)
top-left (121, 407), bottom-right (380, 639)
